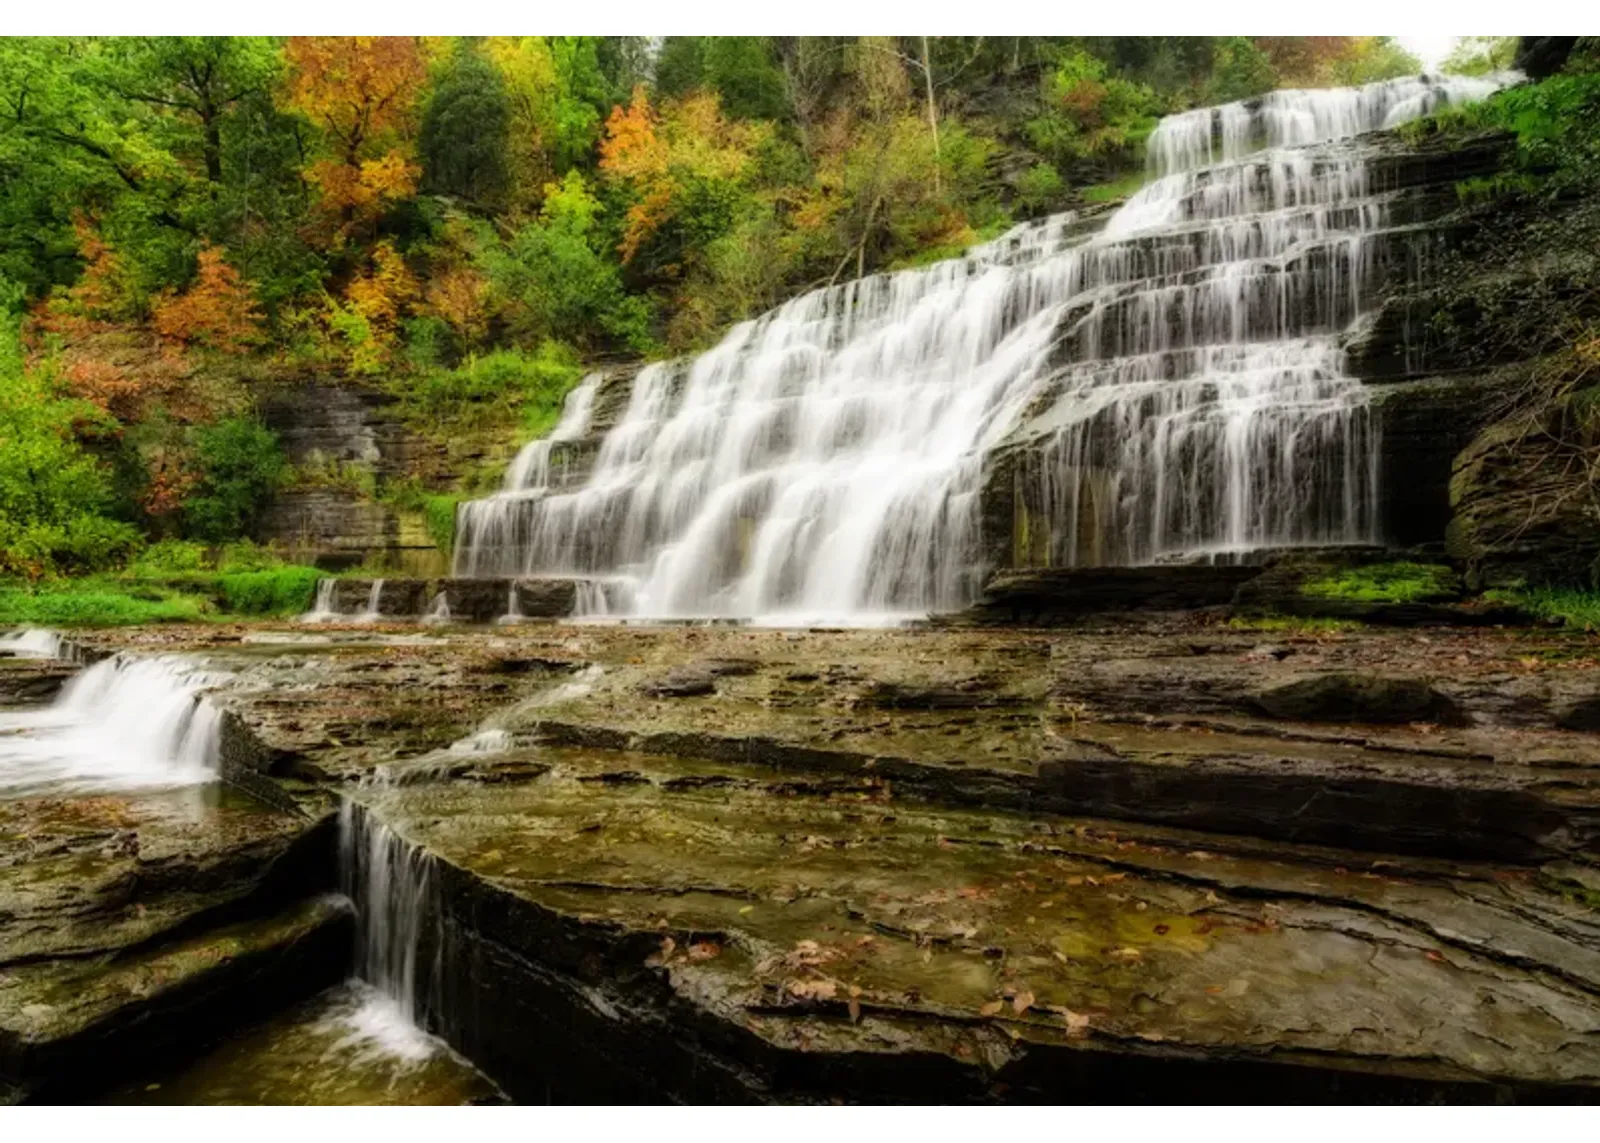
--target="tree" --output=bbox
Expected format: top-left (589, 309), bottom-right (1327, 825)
top-left (1444, 37), bottom-right (1519, 77)
top-left (98, 37), bottom-right (279, 188)
top-left (421, 44), bottom-right (512, 206)
top-left (151, 245), bottom-right (262, 353)
top-left (283, 37), bottom-right (427, 235)
top-left (0, 278), bottom-right (138, 575)
top-left (481, 171), bottom-right (651, 351)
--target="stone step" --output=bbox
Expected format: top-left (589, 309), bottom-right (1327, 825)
top-left (310, 577), bottom-right (590, 624)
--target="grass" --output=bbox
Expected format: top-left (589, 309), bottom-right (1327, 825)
top-left (1302, 561), bottom-right (1460, 604)
top-left (1081, 173), bottom-right (1147, 204)
top-left (1499, 587), bottom-right (1600, 631)
top-left (0, 546), bottom-right (326, 628)
top-left (1226, 615), bottom-right (1361, 634)
top-left (0, 584), bottom-right (208, 626)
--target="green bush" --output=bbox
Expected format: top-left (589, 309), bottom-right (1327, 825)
top-left (0, 584), bottom-right (208, 626)
top-left (216, 566), bottom-right (322, 615)
top-left (128, 539), bottom-right (209, 574)
top-left (183, 417), bottom-right (289, 543)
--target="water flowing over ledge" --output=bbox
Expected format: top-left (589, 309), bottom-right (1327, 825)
top-left (0, 653), bottom-right (225, 796)
top-left (453, 72), bottom-right (1517, 624)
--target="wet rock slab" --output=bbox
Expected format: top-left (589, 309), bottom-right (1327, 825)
top-left (0, 779), bottom-right (344, 1100)
top-left (360, 747), bottom-right (1600, 1101)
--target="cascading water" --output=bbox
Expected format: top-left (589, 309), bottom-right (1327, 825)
top-left (454, 72), bottom-right (1515, 621)
top-left (0, 654), bottom-right (224, 795)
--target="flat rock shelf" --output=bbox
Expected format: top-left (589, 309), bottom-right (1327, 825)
top-left (7, 616), bottom-right (1600, 1103)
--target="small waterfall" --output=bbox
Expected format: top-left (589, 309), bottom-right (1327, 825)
top-left (0, 628), bottom-right (67, 660)
top-left (338, 799), bottom-right (442, 1041)
top-left (453, 72), bottom-right (1514, 620)
top-left (421, 593), bottom-right (452, 626)
top-left (303, 578), bottom-right (340, 623)
top-left (359, 579), bottom-right (386, 623)
top-left (496, 581), bottom-right (523, 626)
top-left (0, 654), bottom-right (224, 795)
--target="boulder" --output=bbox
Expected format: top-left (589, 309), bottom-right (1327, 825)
top-left (1252, 673), bottom-right (1467, 725)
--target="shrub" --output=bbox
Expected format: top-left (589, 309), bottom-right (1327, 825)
top-left (182, 418), bottom-right (289, 543)
top-left (216, 566), bottom-right (322, 615)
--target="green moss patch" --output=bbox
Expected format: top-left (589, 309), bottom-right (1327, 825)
top-left (1302, 562), bottom-right (1460, 604)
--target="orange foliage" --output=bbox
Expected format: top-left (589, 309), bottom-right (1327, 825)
top-left (424, 266), bottom-right (490, 344)
top-left (284, 38), bottom-right (426, 233)
top-left (284, 37), bottom-right (427, 160)
top-left (151, 247), bottom-right (262, 355)
top-left (139, 446), bottom-right (199, 521)
top-left (346, 241), bottom-right (419, 332)
top-left (1255, 37), bottom-right (1358, 86)
top-left (599, 87), bottom-right (765, 265)
top-left (32, 220), bottom-right (129, 339)
top-left (599, 86), bottom-right (668, 182)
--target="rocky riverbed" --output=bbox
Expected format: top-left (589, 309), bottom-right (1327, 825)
top-left (6, 614), bottom-right (1600, 1102)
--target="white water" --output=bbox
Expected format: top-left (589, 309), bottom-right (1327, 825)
top-left (0, 654), bottom-right (225, 796)
top-left (360, 579), bottom-right (386, 623)
top-left (339, 800), bottom-right (438, 1031)
top-left (0, 628), bottom-right (68, 660)
top-left (454, 73), bottom-right (1515, 621)
top-left (303, 578), bottom-right (341, 623)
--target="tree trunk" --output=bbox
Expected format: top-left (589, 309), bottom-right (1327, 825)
top-left (921, 36), bottom-right (942, 197)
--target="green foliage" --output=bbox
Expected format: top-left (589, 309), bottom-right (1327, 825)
top-left (1025, 47), bottom-right (1160, 170)
top-left (406, 341), bottom-right (585, 426)
top-left (482, 172), bottom-right (653, 351)
top-left (1303, 562), bottom-right (1461, 604)
top-left (1501, 587), bottom-right (1600, 631)
top-left (0, 283), bottom-right (141, 575)
top-left (1410, 70), bottom-right (1600, 196)
top-left (1442, 37), bottom-right (1518, 77)
top-left (182, 417), bottom-right (288, 543)
top-left (127, 539), bottom-right (209, 574)
top-left (422, 45), bottom-right (512, 206)
top-left (1203, 37), bottom-right (1279, 104)
top-left (215, 566), bottom-right (322, 615)
top-left (656, 37), bottom-right (789, 121)
top-left (1015, 162), bottom-right (1066, 213)
top-left (0, 582), bottom-right (208, 626)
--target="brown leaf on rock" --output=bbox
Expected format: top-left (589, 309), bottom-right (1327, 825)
top-left (1012, 990), bottom-right (1035, 1015)
top-left (979, 1000), bottom-right (1004, 1017)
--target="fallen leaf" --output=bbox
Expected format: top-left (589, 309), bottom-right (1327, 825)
top-left (1012, 990), bottom-right (1035, 1015)
top-left (687, 941), bottom-right (721, 961)
top-left (980, 1000), bottom-right (1004, 1017)
top-left (1107, 946), bottom-right (1143, 962)
top-left (848, 996), bottom-right (862, 1023)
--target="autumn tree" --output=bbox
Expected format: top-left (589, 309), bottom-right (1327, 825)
top-left (151, 245), bottom-right (262, 354)
top-left (283, 37), bottom-right (427, 237)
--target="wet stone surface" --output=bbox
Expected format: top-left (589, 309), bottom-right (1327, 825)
top-left (107, 982), bottom-right (502, 1105)
top-left (10, 615), bottom-right (1600, 1101)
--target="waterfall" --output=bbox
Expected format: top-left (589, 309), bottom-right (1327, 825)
top-left (453, 72), bottom-right (1514, 622)
top-left (359, 579), bottom-right (386, 623)
top-left (0, 628), bottom-right (67, 660)
top-left (304, 578), bottom-right (340, 623)
top-left (421, 593), bottom-right (451, 625)
top-left (337, 799), bottom-right (442, 1050)
top-left (0, 654), bottom-right (224, 795)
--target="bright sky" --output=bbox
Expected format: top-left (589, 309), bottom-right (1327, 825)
top-left (1398, 36), bottom-right (1462, 70)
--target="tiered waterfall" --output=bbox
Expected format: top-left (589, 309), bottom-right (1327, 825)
top-left (454, 73), bottom-right (1513, 621)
